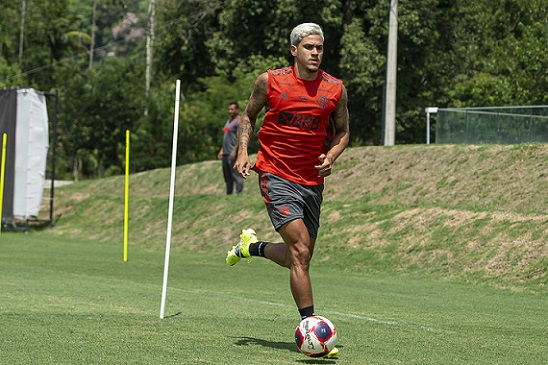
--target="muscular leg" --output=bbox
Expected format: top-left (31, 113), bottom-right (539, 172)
top-left (264, 219), bottom-right (316, 309)
top-left (263, 241), bottom-right (289, 267)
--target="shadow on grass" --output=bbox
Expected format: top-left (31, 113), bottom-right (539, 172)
top-left (295, 360), bottom-right (337, 364)
top-left (234, 336), bottom-right (296, 353)
top-left (163, 311), bottom-right (182, 319)
top-left (234, 337), bottom-right (338, 364)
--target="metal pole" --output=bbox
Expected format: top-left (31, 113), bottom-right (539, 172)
top-left (18, 0), bottom-right (26, 65)
top-left (426, 111), bottom-right (431, 145)
top-left (160, 80), bottom-right (181, 319)
top-left (49, 90), bottom-right (58, 227)
top-left (425, 107), bottom-right (438, 145)
top-left (123, 130), bottom-right (130, 262)
top-left (0, 134), bottom-right (7, 236)
top-left (383, 0), bottom-right (398, 146)
top-left (89, 0), bottom-right (97, 70)
top-left (145, 0), bottom-right (155, 116)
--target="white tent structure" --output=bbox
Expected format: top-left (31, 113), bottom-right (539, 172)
top-left (0, 88), bottom-right (49, 226)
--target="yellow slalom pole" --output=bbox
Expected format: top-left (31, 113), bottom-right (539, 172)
top-left (123, 130), bottom-right (130, 261)
top-left (0, 134), bottom-right (6, 237)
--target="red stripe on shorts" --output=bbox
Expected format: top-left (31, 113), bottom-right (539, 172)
top-left (260, 171), bottom-right (270, 204)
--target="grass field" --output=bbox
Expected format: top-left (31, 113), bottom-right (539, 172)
top-left (46, 144), bottom-right (548, 290)
top-left (1, 233), bottom-right (546, 365)
top-left (1, 144), bottom-right (547, 364)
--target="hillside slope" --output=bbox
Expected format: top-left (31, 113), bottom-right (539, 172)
top-left (44, 144), bottom-right (547, 290)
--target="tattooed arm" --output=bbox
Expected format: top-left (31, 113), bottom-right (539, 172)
top-left (233, 72), bottom-right (268, 178)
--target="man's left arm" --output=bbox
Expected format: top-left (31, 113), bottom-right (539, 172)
top-left (315, 85), bottom-right (350, 177)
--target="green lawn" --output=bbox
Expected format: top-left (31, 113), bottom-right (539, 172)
top-left (0, 233), bottom-right (546, 365)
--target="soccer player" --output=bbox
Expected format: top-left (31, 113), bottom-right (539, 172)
top-left (217, 101), bottom-right (244, 195)
top-left (226, 23), bottom-right (349, 358)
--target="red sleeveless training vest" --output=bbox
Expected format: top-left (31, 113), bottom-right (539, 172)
top-left (253, 66), bottom-right (343, 186)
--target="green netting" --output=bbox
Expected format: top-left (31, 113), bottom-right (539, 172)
top-left (436, 106), bottom-right (548, 144)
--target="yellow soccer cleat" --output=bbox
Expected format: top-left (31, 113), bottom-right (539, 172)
top-left (225, 228), bottom-right (258, 266)
top-left (323, 347), bottom-right (339, 358)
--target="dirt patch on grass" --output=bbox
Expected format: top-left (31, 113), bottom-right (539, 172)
top-left (328, 144), bottom-right (548, 214)
top-left (384, 207), bottom-right (547, 285)
top-left (39, 191), bottom-right (91, 220)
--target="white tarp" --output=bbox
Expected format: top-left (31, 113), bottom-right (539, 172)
top-left (13, 89), bottom-right (49, 219)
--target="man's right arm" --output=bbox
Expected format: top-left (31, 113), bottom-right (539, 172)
top-left (234, 72), bottom-right (268, 177)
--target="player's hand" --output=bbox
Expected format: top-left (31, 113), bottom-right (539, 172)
top-left (315, 154), bottom-right (333, 177)
top-left (233, 156), bottom-right (252, 178)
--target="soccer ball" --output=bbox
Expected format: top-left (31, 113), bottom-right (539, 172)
top-left (294, 315), bottom-right (337, 357)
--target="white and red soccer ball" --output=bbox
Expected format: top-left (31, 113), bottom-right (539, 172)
top-left (294, 315), bottom-right (337, 357)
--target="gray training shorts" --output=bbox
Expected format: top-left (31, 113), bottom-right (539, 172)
top-left (257, 171), bottom-right (324, 239)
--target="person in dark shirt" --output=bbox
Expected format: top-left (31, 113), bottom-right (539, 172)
top-left (217, 101), bottom-right (244, 195)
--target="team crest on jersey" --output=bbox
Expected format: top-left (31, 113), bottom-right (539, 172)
top-left (316, 96), bottom-right (329, 109)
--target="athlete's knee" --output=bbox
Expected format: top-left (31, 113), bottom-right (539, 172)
top-left (291, 241), bottom-right (312, 270)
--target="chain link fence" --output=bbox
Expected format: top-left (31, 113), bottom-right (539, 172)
top-left (435, 106), bottom-right (548, 144)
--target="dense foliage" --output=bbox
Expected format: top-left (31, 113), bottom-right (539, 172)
top-left (1, 0), bottom-right (547, 179)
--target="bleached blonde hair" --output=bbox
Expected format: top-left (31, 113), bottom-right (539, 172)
top-left (290, 23), bottom-right (324, 46)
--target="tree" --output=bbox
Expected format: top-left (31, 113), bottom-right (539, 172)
top-left (154, 0), bottom-right (223, 91)
top-left (447, 0), bottom-right (548, 106)
top-left (2, 0), bottom-right (547, 178)
top-left (55, 55), bottom-right (143, 178)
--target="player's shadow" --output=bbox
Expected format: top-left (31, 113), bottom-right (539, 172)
top-left (234, 337), bottom-right (338, 363)
top-left (234, 336), bottom-right (296, 353)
